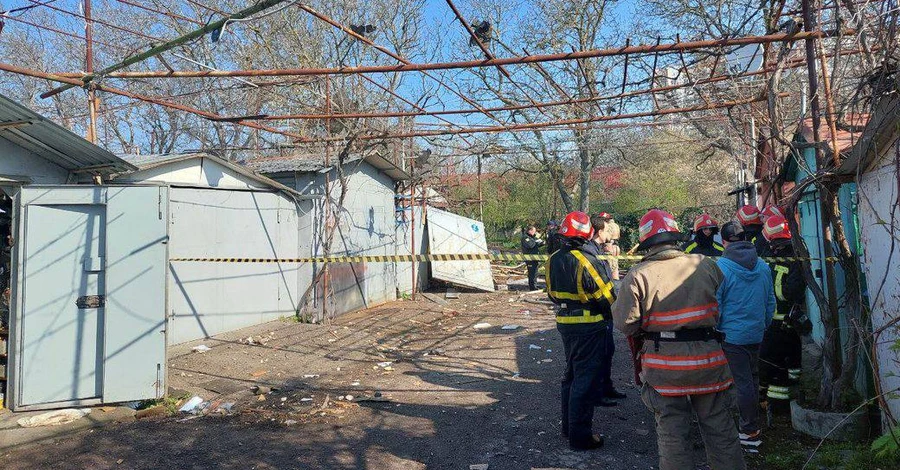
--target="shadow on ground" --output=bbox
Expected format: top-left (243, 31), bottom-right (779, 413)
top-left (0, 292), bottom-right (658, 470)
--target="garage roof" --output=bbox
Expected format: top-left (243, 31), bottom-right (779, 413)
top-left (0, 94), bottom-right (134, 174)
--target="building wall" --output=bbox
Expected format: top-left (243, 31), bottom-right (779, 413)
top-left (292, 161), bottom-right (401, 318)
top-left (0, 137), bottom-right (69, 183)
top-left (857, 152), bottom-right (900, 423)
top-left (118, 157), bottom-right (271, 191)
top-left (166, 187), bottom-right (302, 344)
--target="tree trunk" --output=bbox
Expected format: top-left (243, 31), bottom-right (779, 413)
top-left (578, 147), bottom-right (591, 212)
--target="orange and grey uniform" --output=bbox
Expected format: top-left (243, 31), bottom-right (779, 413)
top-left (759, 250), bottom-right (805, 408)
top-left (613, 246), bottom-right (745, 470)
top-left (546, 241), bottom-right (615, 447)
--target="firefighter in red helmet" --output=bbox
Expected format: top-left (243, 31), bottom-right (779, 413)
top-left (546, 211), bottom-right (616, 450)
top-left (759, 215), bottom-right (807, 416)
top-left (613, 209), bottom-right (745, 470)
top-left (761, 205), bottom-right (784, 223)
top-left (682, 213), bottom-right (724, 257)
top-left (736, 205), bottom-right (770, 256)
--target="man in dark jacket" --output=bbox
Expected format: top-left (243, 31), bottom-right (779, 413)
top-left (716, 222), bottom-right (775, 451)
top-left (682, 213), bottom-right (724, 257)
top-left (521, 224), bottom-right (545, 290)
top-left (759, 215), bottom-right (807, 415)
top-left (546, 211), bottom-right (616, 451)
top-left (588, 214), bottom-right (626, 406)
top-left (546, 220), bottom-right (561, 255)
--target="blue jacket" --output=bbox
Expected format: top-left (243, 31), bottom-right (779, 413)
top-left (715, 241), bottom-right (776, 345)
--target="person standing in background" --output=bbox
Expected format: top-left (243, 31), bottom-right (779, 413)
top-left (716, 222), bottom-right (775, 452)
top-left (598, 212), bottom-right (621, 280)
top-left (521, 224), bottom-right (545, 291)
top-left (589, 214), bottom-right (626, 405)
top-left (546, 220), bottom-right (561, 255)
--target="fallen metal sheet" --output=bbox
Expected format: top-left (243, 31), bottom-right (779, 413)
top-left (426, 207), bottom-right (494, 292)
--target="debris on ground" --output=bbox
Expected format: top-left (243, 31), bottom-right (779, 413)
top-left (501, 324), bottom-right (521, 330)
top-left (191, 344), bottom-right (212, 353)
top-left (135, 406), bottom-right (168, 420)
top-left (445, 288), bottom-right (460, 299)
top-left (250, 385), bottom-right (272, 395)
top-left (529, 344), bottom-right (542, 350)
top-left (178, 397), bottom-right (204, 413)
top-left (469, 464), bottom-right (489, 470)
top-left (17, 408), bottom-right (91, 428)
top-left (473, 322), bottom-right (492, 329)
top-left (240, 333), bottom-right (275, 346)
top-left (421, 293), bottom-right (450, 306)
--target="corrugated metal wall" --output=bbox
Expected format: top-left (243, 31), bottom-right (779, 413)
top-left (858, 156), bottom-right (900, 423)
top-left (167, 187), bottom-right (303, 344)
top-left (293, 161), bottom-right (402, 318)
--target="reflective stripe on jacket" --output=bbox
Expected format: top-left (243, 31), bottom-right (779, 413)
top-left (770, 253), bottom-right (805, 322)
top-left (546, 244), bottom-right (615, 325)
top-left (612, 246), bottom-right (733, 397)
top-left (683, 240), bottom-right (724, 257)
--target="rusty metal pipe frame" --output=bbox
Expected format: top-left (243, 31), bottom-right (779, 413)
top-left (211, 53), bottom-right (832, 121)
top-left (0, 62), bottom-right (306, 140)
top-left (60, 30), bottom-right (842, 79)
top-left (317, 93), bottom-right (788, 142)
top-left (294, 4), bottom-right (490, 142)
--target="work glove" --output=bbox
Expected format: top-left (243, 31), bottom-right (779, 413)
top-left (786, 305), bottom-right (813, 335)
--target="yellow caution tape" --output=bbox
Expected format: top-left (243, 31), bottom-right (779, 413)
top-left (169, 254), bottom-right (837, 264)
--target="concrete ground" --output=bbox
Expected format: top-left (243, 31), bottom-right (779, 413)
top-left (0, 289), bottom-right (776, 469)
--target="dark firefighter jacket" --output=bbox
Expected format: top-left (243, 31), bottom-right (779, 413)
top-left (682, 233), bottom-right (724, 257)
top-left (546, 232), bottom-right (562, 256)
top-left (744, 225), bottom-right (771, 257)
top-left (769, 243), bottom-right (806, 322)
top-left (546, 238), bottom-right (615, 332)
top-left (521, 232), bottom-right (545, 255)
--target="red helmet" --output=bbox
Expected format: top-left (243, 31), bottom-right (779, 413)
top-left (761, 205), bottom-right (784, 221)
top-left (736, 205), bottom-right (763, 226)
top-left (597, 212), bottom-right (612, 219)
top-left (763, 215), bottom-right (792, 241)
top-left (693, 214), bottom-right (719, 232)
top-left (638, 209), bottom-right (683, 250)
top-left (559, 211), bottom-right (594, 240)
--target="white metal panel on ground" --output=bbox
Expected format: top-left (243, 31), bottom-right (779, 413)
top-left (166, 188), bottom-right (299, 344)
top-left (426, 207), bottom-right (494, 292)
top-left (858, 159), bottom-right (900, 423)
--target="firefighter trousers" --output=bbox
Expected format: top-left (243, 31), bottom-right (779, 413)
top-left (559, 322), bottom-right (608, 447)
top-left (591, 320), bottom-right (616, 402)
top-left (641, 384), bottom-right (746, 470)
top-left (526, 261), bottom-right (540, 290)
top-left (759, 323), bottom-right (801, 411)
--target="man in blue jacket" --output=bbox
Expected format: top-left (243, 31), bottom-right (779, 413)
top-left (716, 222), bottom-right (775, 452)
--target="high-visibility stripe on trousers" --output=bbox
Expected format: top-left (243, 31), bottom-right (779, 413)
top-left (788, 368), bottom-right (801, 381)
top-left (766, 385), bottom-right (791, 400)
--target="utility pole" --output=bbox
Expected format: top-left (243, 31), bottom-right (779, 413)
top-left (84, 0), bottom-right (98, 143)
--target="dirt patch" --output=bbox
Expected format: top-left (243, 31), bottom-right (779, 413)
top-left (0, 291), bottom-right (820, 469)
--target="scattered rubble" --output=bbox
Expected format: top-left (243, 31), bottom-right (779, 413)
top-left (191, 344), bottom-right (212, 353)
top-left (17, 409), bottom-right (91, 428)
top-left (473, 323), bottom-right (492, 329)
